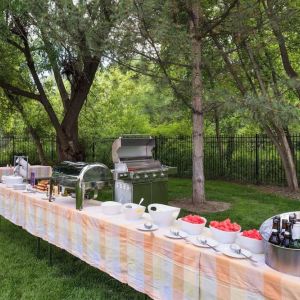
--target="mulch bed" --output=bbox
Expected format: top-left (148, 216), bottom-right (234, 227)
top-left (250, 185), bottom-right (300, 201)
top-left (169, 198), bottom-right (231, 213)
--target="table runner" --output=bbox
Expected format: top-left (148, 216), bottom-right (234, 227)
top-left (0, 184), bottom-right (299, 300)
top-left (0, 166), bottom-right (52, 179)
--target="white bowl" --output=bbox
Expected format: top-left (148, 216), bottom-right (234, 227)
top-left (210, 225), bottom-right (241, 244)
top-left (236, 233), bottom-right (265, 254)
top-left (101, 201), bottom-right (122, 215)
top-left (178, 217), bottom-right (207, 235)
top-left (148, 204), bottom-right (180, 227)
top-left (123, 203), bottom-right (146, 220)
top-left (5, 175), bottom-right (23, 187)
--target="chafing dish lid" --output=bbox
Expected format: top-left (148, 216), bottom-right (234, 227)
top-left (53, 161), bottom-right (88, 176)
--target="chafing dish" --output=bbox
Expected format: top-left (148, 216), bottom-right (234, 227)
top-left (49, 161), bottom-right (111, 210)
top-left (260, 211), bottom-right (300, 276)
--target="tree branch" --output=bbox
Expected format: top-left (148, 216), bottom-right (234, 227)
top-left (0, 80), bottom-right (41, 101)
top-left (263, 0), bottom-right (300, 98)
top-left (133, 0), bottom-right (194, 112)
top-left (13, 18), bottom-right (64, 137)
top-left (202, 0), bottom-right (239, 37)
top-left (41, 30), bottom-right (70, 112)
top-left (6, 38), bottom-right (25, 52)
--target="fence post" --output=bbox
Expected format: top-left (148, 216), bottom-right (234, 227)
top-left (92, 140), bottom-right (95, 162)
top-left (51, 136), bottom-right (54, 161)
top-left (154, 136), bottom-right (158, 159)
top-left (12, 135), bottom-right (15, 162)
top-left (255, 134), bottom-right (260, 185)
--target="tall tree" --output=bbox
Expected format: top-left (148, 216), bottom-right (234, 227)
top-left (130, 0), bottom-right (238, 205)
top-left (0, 0), bottom-right (118, 160)
top-left (209, 0), bottom-right (300, 190)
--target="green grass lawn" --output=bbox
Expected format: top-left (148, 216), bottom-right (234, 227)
top-left (0, 179), bottom-right (299, 300)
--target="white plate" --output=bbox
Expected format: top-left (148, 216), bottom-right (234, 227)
top-left (136, 224), bottom-right (159, 232)
top-left (164, 230), bottom-right (188, 239)
top-left (188, 236), bottom-right (219, 248)
top-left (220, 244), bottom-right (252, 259)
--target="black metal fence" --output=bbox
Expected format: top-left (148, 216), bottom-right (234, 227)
top-left (1, 134), bottom-right (300, 186)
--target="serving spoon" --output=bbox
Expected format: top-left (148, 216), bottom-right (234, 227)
top-left (230, 244), bottom-right (258, 263)
top-left (197, 237), bottom-right (220, 252)
top-left (144, 222), bottom-right (153, 230)
top-left (138, 198), bottom-right (144, 206)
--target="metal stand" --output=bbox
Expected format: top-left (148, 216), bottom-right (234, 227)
top-left (48, 243), bottom-right (53, 266)
top-left (36, 237), bottom-right (41, 258)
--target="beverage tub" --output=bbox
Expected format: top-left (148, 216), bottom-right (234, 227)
top-left (260, 211), bottom-right (300, 276)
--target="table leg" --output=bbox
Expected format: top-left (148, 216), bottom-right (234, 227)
top-left (36, 237), bottom-right (41, 258)
top-left (48, 243), bottom-right (53, 266)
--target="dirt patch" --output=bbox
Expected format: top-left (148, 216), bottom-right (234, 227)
top-left (251, 185), bottom-right (300, 201)
top-left (169, 198), bottom-right (231, 213)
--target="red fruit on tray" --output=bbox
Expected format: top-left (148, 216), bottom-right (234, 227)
top-left (209, 218), bottom-right (241, 232)
top-left (242, 229), bottom-right (262, 240)
top-left (182, 214), bottom-right (205, 224)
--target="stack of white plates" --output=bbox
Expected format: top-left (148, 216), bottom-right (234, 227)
top-left (13, 183), bottom-right (27, 190)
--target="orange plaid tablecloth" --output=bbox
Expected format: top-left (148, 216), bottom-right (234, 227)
top-left (0, 183), bottom-right (299, 300)
top-left (0, 166), bottom-right (52, 179)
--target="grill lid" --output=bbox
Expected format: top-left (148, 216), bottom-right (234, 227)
top-left (112, 135), bottom-right (156, 164)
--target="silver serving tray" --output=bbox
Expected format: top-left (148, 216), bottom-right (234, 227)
top-left (260, 211), bottom-right (300, 276)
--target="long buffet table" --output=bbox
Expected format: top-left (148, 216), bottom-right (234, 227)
top-left (0, 183), bottom-right (299, 300)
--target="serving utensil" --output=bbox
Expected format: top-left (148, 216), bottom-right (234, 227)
top-left (230, 244), bottom-right (257, 262)
top-left (138, 198), bottom-right (144, 206)
top-left (197, 237), bottom-right (220, 252)
top-left (144, 222), bottom-right (153, 230)
top-left (170, 228), bottom-right (190, 242)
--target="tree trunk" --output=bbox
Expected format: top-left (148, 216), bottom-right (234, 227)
top-left (27, 127), bottom-right (47, 165)
top-left (57, 120), bottom-right (84, 161)
top-left (283, 126), bottom-right (295, 162)
top-left (213, 34), bottom-right (299, 190)
top-left (264, 125), bottom-right (298, 191)
top-left (279, 136), bottom-right (298, 191)
top-left (189, 0), bottom-right (206, 205)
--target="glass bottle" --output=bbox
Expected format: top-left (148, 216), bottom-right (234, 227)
top-left (269, 229), bottom-right (281, 245)
top-left (281, 219), bottom-right (288, 239)
top-left (272, 218), bottom-right (280, 231)
top-left (281, 231), bottom-right (291, 248)
top-left (286, 221), bottom-right (292, 235)
top-left (289, 213), bottom-right (296, 227)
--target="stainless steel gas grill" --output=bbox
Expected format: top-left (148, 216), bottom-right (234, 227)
top-left (49, 161), bottom-right (112, 210)
top-left (112, 135), bottom-right (176, 207)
